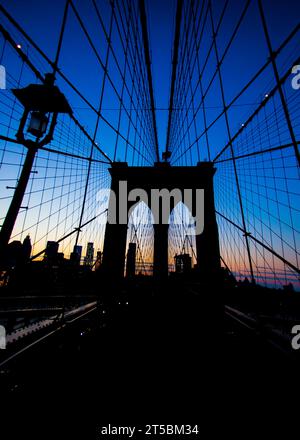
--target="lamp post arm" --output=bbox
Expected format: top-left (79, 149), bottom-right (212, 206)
top-left (15, 108), bottom-right (29, 144)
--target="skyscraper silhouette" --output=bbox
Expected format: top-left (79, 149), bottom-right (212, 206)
top-left (84, 242), bottom-right (94, 266)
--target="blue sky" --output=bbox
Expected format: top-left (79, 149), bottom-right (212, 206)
top-left (1, 0), bottom-right (299, 156)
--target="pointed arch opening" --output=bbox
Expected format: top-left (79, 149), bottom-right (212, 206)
top-left (126, 201), bottom-right (154, 277)
top-left (168, 201), bottom-right (197, 274)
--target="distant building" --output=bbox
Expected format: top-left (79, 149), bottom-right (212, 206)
top-left (44, 241), bottom-right (59, 264)
top-left (6, 237), bottom-right (32, 268)
top-left (22, 235), bottom-right (32, 260)
top-left (57, 252), bottom-right (65, 265)
top-left (84, 242), bottom-right (94, 266)
top-left (6, 241), bottom-right (23, 267)
top-left (74, 245), bottom-right (82, 259)
top-left (126, 243), bottom-right (136, 278)
top-left (94, 251), bottom-right (102, 271)
top-left (70, 244), bottom-right (82, 265)
top-left (174, 253), bottom-right (192, 274)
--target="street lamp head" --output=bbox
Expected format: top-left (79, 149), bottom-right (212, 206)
top-left (12, 73), bottom-right (72, 145)
top-left (27, 111), bottom-right (49, 138)
top-left (12, 82), bottom-right (72, 114)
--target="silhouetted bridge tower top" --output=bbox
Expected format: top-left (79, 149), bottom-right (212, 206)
top-left (101, 161), bottom-right (220, 281)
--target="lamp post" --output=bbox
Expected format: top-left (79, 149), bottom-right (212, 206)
top-left (0, 73), bottom-right (71, 259)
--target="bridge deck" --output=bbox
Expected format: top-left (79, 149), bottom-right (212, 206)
top-left (1, 282), bottom-right (295, 437)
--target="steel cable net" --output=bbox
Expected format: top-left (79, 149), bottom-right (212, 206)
top-left (0, 0), bottom-right (158, 263)
top-left (166, 0), bottom-right (300, 288)
top-left (0, 0), bottom-right (299, 287)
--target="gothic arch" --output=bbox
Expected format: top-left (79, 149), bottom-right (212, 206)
top-left (102, 161), bottom-right (221, 281)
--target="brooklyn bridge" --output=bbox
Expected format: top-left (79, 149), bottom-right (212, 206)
top-left (0, 0), bottom-right (299, 435)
